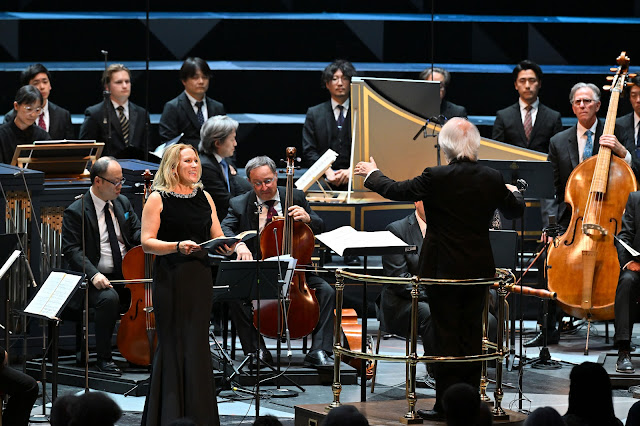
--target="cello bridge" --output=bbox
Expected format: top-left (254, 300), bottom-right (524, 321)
top-left (581, 223), bottom-right (607, 236)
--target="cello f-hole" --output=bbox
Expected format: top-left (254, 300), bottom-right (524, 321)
top-left (610, 217), bottom-right (619, 235)
top-left (563, 217), bottom-right (583, 246)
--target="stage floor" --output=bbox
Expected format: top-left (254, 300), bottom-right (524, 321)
top-left (25, 320), bottom-right (640, 425)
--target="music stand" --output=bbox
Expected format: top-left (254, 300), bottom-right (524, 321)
top-left (11, 142), bottom-right (104, 177)
top-left (213, 260), bottom-right (302, 403)
top-left (0, 234), bottom-right (19, 349)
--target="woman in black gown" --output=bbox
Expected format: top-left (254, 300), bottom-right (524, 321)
top-left (140, 143), bottom-right (233, 426)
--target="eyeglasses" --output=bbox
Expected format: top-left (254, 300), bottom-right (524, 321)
top-left (22, 105), bottom-right (43, 114)
top-left (251, 177), bottom-right (275, 188)
top-left (572, 99), bottom-right (595, 106)
top-left (98, 176), bottom-right (126, 187)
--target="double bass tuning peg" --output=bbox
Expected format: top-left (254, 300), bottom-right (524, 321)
top-left (603, 85), bottom-right (612, 91)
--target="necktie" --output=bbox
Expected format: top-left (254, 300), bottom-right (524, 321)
top-left (117, 106), bottom-right (130, 146)
top-left (195, 101), bottom-right (204, 126)
top-left (336, 105), bottom-right (345, 129)
top-left (104, 203), bottom-right (123, 276)
top-left (583, 129), bottom-right (594, 160)
top-left (635, 122), bottom-right (640, 159)
top-left (38, 113), bottom-right (46, 130)
top-left (264, 200), bottom-right (278, 226)
top-left (220, 159), bottom-right (230, 192)
top-left (523, 105), bottom-right (533, 141)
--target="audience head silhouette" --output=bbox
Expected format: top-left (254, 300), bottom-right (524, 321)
top-left (253, 414), bottom-right (283, 425)
top-left (67, 391), bottom-right (122, 426)
top-left (524, 407), bottom-right (565, 426)
top-left (443, 383), bottom-right (492, 426)
top-left (564, 362), bottom-right (621, 426)
top-left (323, 405), bottom-right (369, 426)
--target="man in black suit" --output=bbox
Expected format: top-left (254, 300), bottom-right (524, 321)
top-left (302, 60), bottom-right (356, 191)
top-left (62, 157), bottom-right (142, 375)
top-left (614, 75), bottom-right (640, 181)
top-left (220, 156), bottom-right (336, 368)
top-left (0, 344), bottom-right (38, 426)
top-left (525, 83), bottom-right (634, 348)
top-left (79, 64), bottom-right (150, 160)
top-left (614, 191), bottom-right (640, 373)
top-left (4, 63), bottom-right (74, 140)
top-left (0, 85), bottom-right (50, 164)
top-left (419, 67), bottom-right (467, 119)
top-left (492, 60), bottom-right (563, 154)
top-left (159, 57), bottom-right (225, 148)
top-left (355, 117), bottom-right (524, 420)
top-left (198, 115), bottom-right (251, 222)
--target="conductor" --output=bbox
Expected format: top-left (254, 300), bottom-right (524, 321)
top-left (354, 117), bottom-right (525, 420)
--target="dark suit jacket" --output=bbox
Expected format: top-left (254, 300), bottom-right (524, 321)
top-left (200, 153), bottom-right (252, 221)
top-left (302, 100), bottom-right (351, 170)
top-left (220, 186), bottom-right (323, 257)
top-left (492, 102), bottom-right (563, 153)
top-left (616, 191), bottom-right (640, 268)
top-left (158, 92), bottom-right (225, 148)
top-left (365, 160), bottom-right (524, 279)
top-left (79, 100), bottom-right (150, 159)
top-left (615, 112), bottom-right (640, 182)
top-left (4, 101), bottom-right (74, 140)
top-left (440, 99), bottom-right (467, 119)
top-left (61, 190), bottom-right (142, 283)
top-left (548, 121), bottom-right (606, 227)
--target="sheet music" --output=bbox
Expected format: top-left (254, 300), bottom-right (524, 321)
top-left (24, 271), bottom-right (83, 320)
top-left (316, 225), bottom-right (411, 256)
top-left (295, 149), bottom-right (338, 192)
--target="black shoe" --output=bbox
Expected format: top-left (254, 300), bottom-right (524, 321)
top-left (616, 351), bottom-right (635, 374)
top-left (417, 409), bottom-right (445, 421)
top-left (523, 329), bottom-right (560, 347)
top-left (344, 255), bottom-right (361, 266)
top-left (304, 349), bottom-right (334, 369)
top-left (250, 349), bottom-right (273, 369)
top-left (95, 359), bottom-right (122, 376)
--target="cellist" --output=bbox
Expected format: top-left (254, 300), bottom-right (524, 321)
top-left (220, 155), bottom-right (336, 369)
top-left (535, 83), bottom-right (638, 348)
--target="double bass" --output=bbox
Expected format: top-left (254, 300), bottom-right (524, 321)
top-left (117, 170), bottom-right (158, 366)
top-left (547, 52), bottom-right (637, 323)
top-left (253, 147), bottom-right (320, 339)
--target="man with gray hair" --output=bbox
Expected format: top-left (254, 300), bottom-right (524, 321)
top-left (220, 156), bottom-right (336, 368)
top-left (419, 67), bottom-right (467, 119)
top-left (354, 118), bottom-right (524, 420)
top-left (198, 115), bottom-right (251, 221)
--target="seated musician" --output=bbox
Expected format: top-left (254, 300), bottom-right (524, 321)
top-left (198, 115), bottom-right (252, 222)
top-left (614, 191), bottom-right (640, 374)
top-left (0, 85), bottom-right (50, 164)
top-left (220, 155), bottom-right (335, 368)
top-left (61, 156), bottom-right (141, 375)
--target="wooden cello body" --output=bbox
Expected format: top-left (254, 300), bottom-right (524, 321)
top-left (253, 147), bottom-right (320, 339)
top-left (117, 170), bottom-right (158, 366)
top-left (547, 52), bottom-right (637, 321)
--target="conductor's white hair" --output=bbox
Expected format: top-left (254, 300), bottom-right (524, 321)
top-left (438, 117), bottom-right (480, 162)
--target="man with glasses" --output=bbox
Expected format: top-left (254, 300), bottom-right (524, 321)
top-left (492, 60), bottom-right (562, 154)
top-left (62, 156), bottom-right (141, 375)
top-left (220, 156), bottom-right (336, 369)
top-left (420, 67), bottom-right (467, 119)
top-left (0, 85), bottom-right (50, 164)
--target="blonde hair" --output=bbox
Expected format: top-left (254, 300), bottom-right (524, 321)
top-left (152, 143), bottom-right (203, 192)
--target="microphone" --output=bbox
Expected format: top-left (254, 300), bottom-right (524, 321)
top-left (101, 50), bottom-right (108, 56)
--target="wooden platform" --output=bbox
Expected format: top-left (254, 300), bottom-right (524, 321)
top-left (599, 352), bottom-right (640, 388)
top-left (294, 399), bottom-right (527, 426)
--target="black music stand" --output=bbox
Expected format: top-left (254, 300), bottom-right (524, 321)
top-left (0, 234), bottom-right (20, 349)
top-left (213, 260), bottom-right (303, 402)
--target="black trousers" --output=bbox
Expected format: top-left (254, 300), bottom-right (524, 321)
top-left (614, 269), bottom-right (640, 343)
top-left (425, 285), bottom-right (487, 412)
top-left (0, 364), bottom-right (39, 426)
top-left (227, 273), bottom-right (335, 355)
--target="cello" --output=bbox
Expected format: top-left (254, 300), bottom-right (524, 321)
top-left (117, 170), bottom-right (158, 366)
top-left (253, 147), bottom-right (320, 339)
top-left (547, 52), bottom-right (637, 325)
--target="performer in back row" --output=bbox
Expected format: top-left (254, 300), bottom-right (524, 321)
top-left (220, 156), bottom-right (336, 368)
top-left (354, 117), bottom-right (524, 421)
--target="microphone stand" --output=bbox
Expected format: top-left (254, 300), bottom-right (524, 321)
top-left (412, 116), bottom-right (446, 166)
top-left (101, 50), bottom-right (112, 147)
top-left (253, 202), bottom-right (263, 417)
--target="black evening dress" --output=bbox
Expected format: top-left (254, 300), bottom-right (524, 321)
top-left (142, 188), bottom-right (219, 426)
